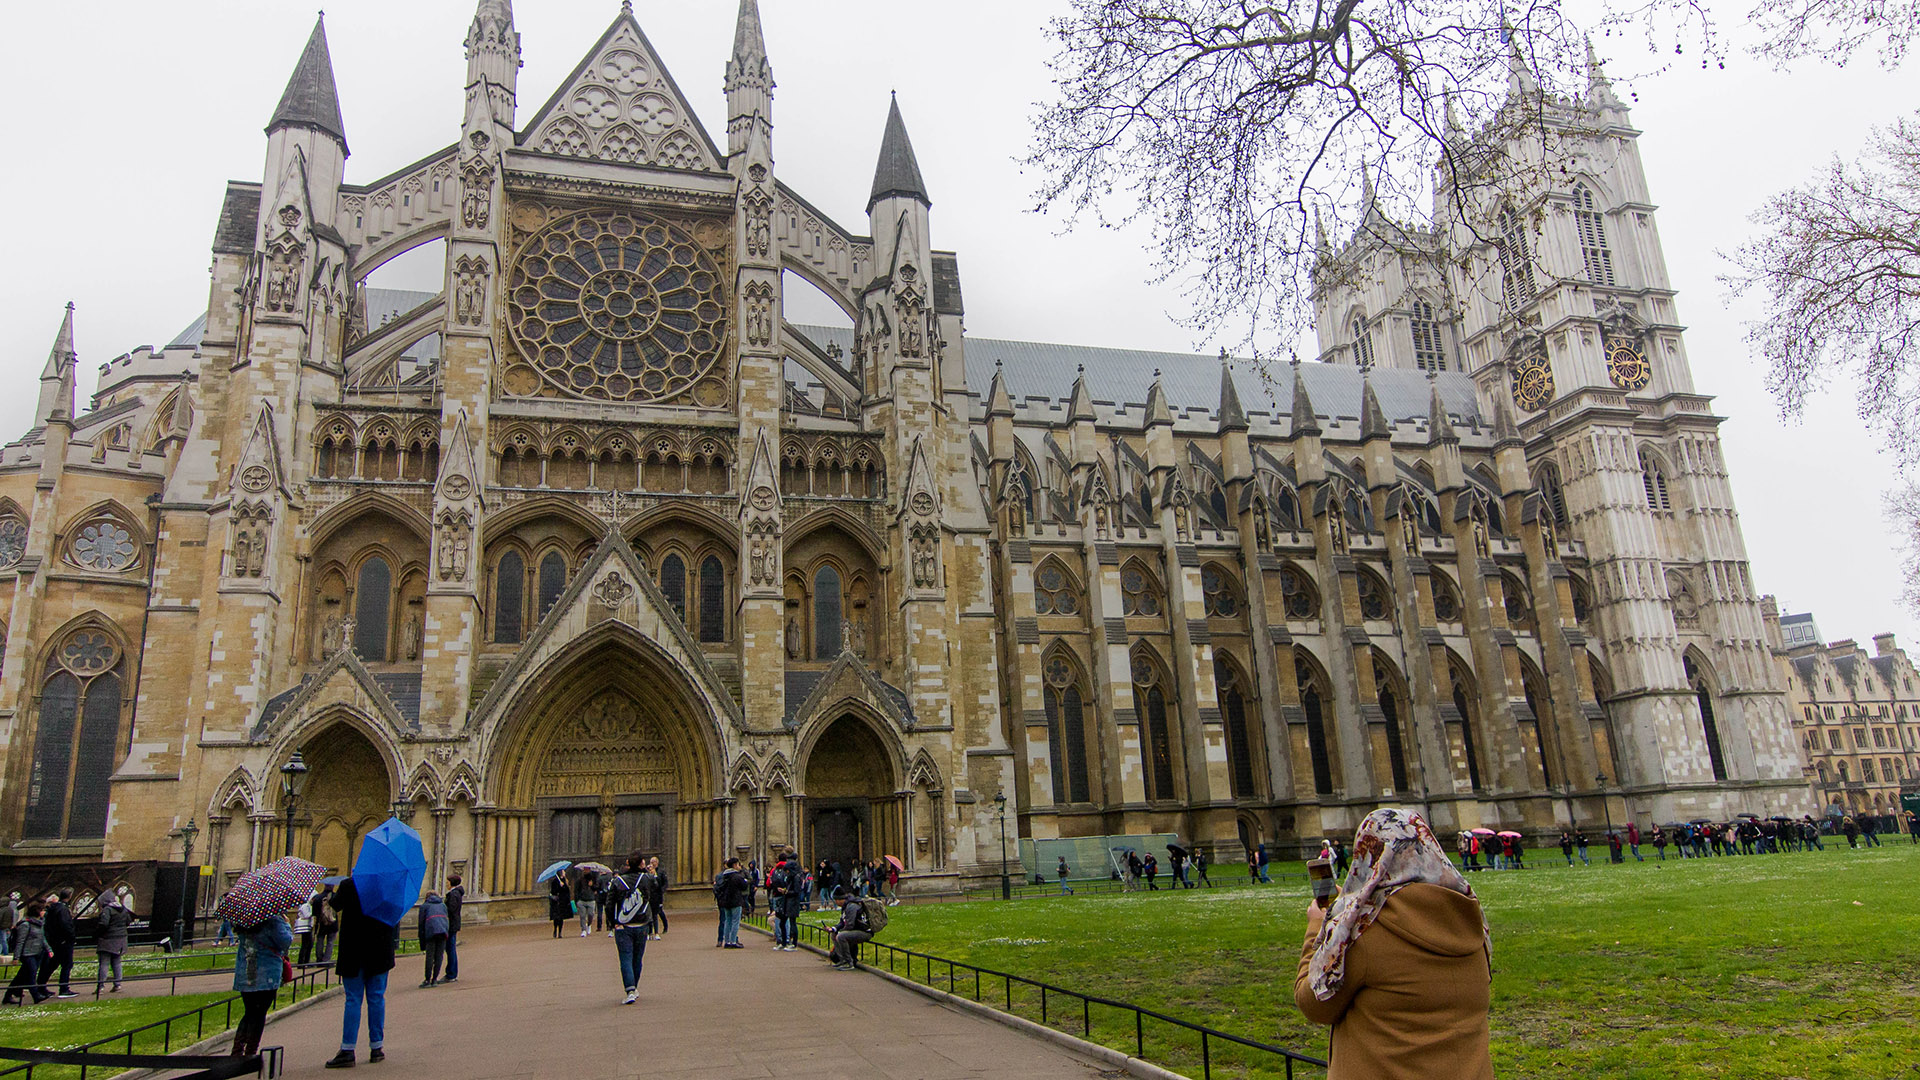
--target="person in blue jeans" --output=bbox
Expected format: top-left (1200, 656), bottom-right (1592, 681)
top-left (442, 875), bottom-right (463, 982)
top-left (769, 852), bottom-right (803, 951)
top-left (607, 854), bottom-right (656, 1004)
top-left (326, 879), bottom-right (394, 1069)
top-left (713, 858), bottom-right (750, 948)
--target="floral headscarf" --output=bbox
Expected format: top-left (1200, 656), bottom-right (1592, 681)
top-left (1305, 808), bottom-right (1490, 1001)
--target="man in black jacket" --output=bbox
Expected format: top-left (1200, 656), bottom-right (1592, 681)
top-left (605, 854), bottom-right (656, 1004)
top-left (442, 874), bottom-right (464, 983)
top-left (826, 887), bottom-right (870, 970)
top-left (713, 858), bottom-right (750, 949)
top-left (326, 879), bottom-right (396, 1069)
top-left (45, 889), bottom-right (77, 998)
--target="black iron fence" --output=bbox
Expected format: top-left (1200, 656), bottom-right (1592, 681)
top-left (748, 913), bottom-right (1325, 1080)
top-left (0, 962), bottom-right (337, 1080)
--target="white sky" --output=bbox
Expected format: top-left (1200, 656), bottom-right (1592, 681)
top-left (0, 1), bottom-right (1910, 648)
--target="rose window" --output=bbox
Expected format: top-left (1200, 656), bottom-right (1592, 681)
top-left (0, 515), bottom-right (25, 568)
top-left (507, 210), bottom-right (727, 403)
top-left (60, 631), bottom-right (119, 675)
top-left (71, 519), bottom-right (136, 572)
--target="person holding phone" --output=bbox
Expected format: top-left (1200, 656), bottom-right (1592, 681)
top-left (1294, 808), bottom-right (1493, 1080)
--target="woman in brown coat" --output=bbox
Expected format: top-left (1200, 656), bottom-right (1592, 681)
top-left (1293, 808), bottom-right (1495, 1079)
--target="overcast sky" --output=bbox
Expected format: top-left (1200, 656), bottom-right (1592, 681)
top-left (1, 1), bottom-right (1910, 649)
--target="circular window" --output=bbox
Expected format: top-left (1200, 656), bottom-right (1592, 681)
top-left (71, 519), bottom-right (136, 572)
top-left (506, 210), bottom-right (727, 403)
top-left (60, 630), bottom-right (119, 675)
top-left (0, 515), bottom-right (25, 568)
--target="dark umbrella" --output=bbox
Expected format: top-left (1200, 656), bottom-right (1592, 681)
top-left (1689, 818), bottom-right (1714, 825)
top-left (1769, 816), bottom-right (1794, 822)
top-left (1660, 823), bottom-right (1689, 831)
top-left (1736, 813), bottom-right (1761, 820)
top-left (1166, 842), bottom-right (1189, 857)
top-left (353, 818), bottom-right (427, 926)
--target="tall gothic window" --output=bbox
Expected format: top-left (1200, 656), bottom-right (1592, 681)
top-left (1411, 300), bottom-right (1447, 372)
top-left (1640, 450), bottom-right (1672, 511)
top-left (1121, 563), bottom-right (1161, 617)
top-left (1216, 656), bottom-right (1256, 798)
top-left (1034, 561), bottom-right (1079, 616)
top-left (494, 551), bottom-right (525, 644)
top-left (1298, 656), bottom-right (1335, 796)
top-left (1432, 574), bottom-right (1462, 623)
top-left (659, 554), bottom-right (687, 623)
top-left (1352, 317), bottom-right (1375, 369)
top-left (1574, 185), bottom-right (1615, 286)
top-left (1685, 654), bottom-right (1730, 781)
top-left (354, 557), bottom-right (391, 661)
top-left (1377, 665), bottom-right (1411, 792)
top-left (1451, 665), bottom-right (1484, 790)
top-left (1131, 652), bottom-right (1177, 800)
top-left (1497, 208), bottom-right (1537, 311)
top-left (1358, 570), bottom-right (1392, 621)
top-left (1538, 464), bottom-right (1569, 528)
top-left (813, 566), bottom-right (842, 659)
top-left (1044, 652), bottom-right (1091, 804)
top-left (698, 555), bottom-right (726, 643)
top-left (24, 630), bottom-right (125, 840)
top-left (1202, 565), bottom-right (1240, 618)
top-left (537, 552), bottom-right (568, 621)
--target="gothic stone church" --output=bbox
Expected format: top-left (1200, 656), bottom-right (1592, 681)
top-left (0, 2), bottom-right (1809, 915)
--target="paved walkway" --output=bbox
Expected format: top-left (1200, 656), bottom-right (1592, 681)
top-left (250, 916), bottom-right (1123, 1080)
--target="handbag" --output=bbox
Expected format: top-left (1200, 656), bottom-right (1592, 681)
top-left (282, 956), bottom-right (295, 982)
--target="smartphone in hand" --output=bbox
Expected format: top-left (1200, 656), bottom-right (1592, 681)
top-left (1306, 858), bottom-right (1336, 909)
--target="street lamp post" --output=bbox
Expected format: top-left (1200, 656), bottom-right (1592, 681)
top-left (172, 818), bottom-right (199, 951)
top-left (1597, 772), bottom-right (1613, 836)
top-left (994, 791), bottom-right (1010, 901)
top-left (281, 750), bottom-right (309, 860)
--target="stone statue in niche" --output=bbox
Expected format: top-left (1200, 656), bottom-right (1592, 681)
top-left (1253, 508), bottom-right (1272, 552)
top-left (1326, 509), bottom-right (1348, 554)
top-left (461, 156), bottom-right (493, 229)
top-left (402, 612), bottom-right (422, 661)
top-left (436, 514), bottom-right (472, 582)
top-left (1471, 514), bottom-right (1490, 559)
top-left (911, 529), bottom-right (939, 588)
top-left (1401, 512), bottom-right (1419, 555)
top-left (264, 243), bottom-right (302, 314)
top-left (453, 257), bottom-right (488, 327)
top-left (785, 616), bottom-right (801, 659)
top-left (318, 611), bottom-right (341, 661)
top-left (849, 615), bottom-right (868, 658)
top-left (744, 187), bottom-right (773, 259)
top-left (899, 304), bottom-right (924, 358)
top-left (1007, 490), bottom-right (1026, 535)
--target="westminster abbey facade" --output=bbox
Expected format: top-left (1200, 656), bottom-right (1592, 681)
top-left (0, 2), bottom-right (1809, 916)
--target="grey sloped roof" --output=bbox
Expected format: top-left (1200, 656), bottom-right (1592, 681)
top-left (789, 324), bottom-right (1482, 430)
top-left (371, 671), bottom-right (423, 727)
top-left (785, 670), bottom-right (825, 727)
top-left (212, 182), bottom-right (262, 255)
top-left (269, 19), bottom-right (348, 150)
top-left (168, 314), bottom-right (208, 351)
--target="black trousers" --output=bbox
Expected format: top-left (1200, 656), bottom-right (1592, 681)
top-left (233, 989), bottom-right (276, 1056)
top-left (48, 942), bottom-right (74, 994)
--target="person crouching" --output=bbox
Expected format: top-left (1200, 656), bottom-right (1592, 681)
top-left (826, 887), bottom-right (871, 970)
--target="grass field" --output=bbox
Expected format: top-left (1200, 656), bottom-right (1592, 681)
top-left (814, 844), bottom-right (1920, 1079)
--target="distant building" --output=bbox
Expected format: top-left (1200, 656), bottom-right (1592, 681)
top-left (1768, 604), bottom-right (1920, 821)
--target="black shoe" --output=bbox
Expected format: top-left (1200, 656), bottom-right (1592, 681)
top-left (369, 1049), bottom-right (385, 1064)
top-left (325, 1051), bottom-right (356, 1069)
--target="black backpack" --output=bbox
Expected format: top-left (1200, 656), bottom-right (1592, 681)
top-left (612, 873), bottom-right (652, 926)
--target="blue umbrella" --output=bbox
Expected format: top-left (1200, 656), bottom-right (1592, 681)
top-left (536, 860), bottom-right (573, 884)
top-left (352, 818), bottom-right (427, 926)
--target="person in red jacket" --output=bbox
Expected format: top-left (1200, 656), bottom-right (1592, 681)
top-left (1625, 822), bottom-right (1644, 862)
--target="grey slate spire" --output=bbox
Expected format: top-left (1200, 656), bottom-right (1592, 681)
top-left (868, 94), bottom-right (929, 212)
top-left (1289, 363), bottom-right (1320, 436)
top-left (1492, 394), bottom-right (1523, 447)
top-left (1216, 350), bottom-right (1248, 433)
top-left (268, 16), bottom-right (348, 153)
top-left (1069, 364), bottom-right (1096, 422)
top-left (1359, 372), bottom-right (1391, 441)
top-left (986, 361), bottom-right (1013, 418)
top-left (732, 0), bottom-right (767, 66)
top-left (1144, 370), bottom-right (1172, 428)
top-left (37, 302), bottom-right (77, 424)
top-left (1427, 380), bottom-right (1459, 446)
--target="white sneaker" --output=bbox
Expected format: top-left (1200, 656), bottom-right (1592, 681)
top-left (580, 929), bottom-right (588, 937)
top-left (623, 990), bottom-right (636, 1005)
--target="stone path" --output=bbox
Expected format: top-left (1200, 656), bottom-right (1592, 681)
top-left (248, 916), bottom-right (1125, 1080)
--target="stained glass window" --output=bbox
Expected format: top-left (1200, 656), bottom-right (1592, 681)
top-left (1121, 565), bottom-right (1160, 617)
top-left (1202, 566), bottom-right (1239, 618)
top-left (1034, 563), bottom-right (1078, 616)
top-left (23, 633), bottom-right (125, 840)
top-left (1217, 657), bottom-right (1256, 798)
top-left (71, 518), bottom-right (136, 572)
top-left (813, 566), bottom-right (842, 659)
top-left (495, 551), bottom-right (525, 644)
top-left (538, 552), bottom-right (568, 620)
top-left (0, 515), bottom-right (26, 568)
top-left (660, 554), bottom-right (687, 623)
top-left (1280, 566), bottom-right (1316, 620)
top-left (355, 558), bottom-right (391, 660)
top-left (698, 555), bottom-right (725, 642)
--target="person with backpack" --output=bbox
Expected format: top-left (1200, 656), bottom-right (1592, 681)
top-left (314, 884), bottom-right (339, 964)
top-left (2, 900), bottom-right (51, 1004)
top-left (604, 854), bottom-right (656, 1005)
top-left (1143, 852), bottom-right (1159, 890)
top-left (713, 857), bottom-right (751, 949)
top-left (827, 886), bottom-right (884, 970)
top-left (230, 911), bottom-right (292, 1060)
top-left (769, 851), bottom-right (803, 951)
top-left (416, 890), bottom-right (451, 988)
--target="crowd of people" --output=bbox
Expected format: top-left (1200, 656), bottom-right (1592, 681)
top-left (1447, 810), bottom-right (1920, 872)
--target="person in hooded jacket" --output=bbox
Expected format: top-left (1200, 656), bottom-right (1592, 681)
top-left (2, 901), bottom-right (51, 1004)
top-left (93, 893), bottom-right (134, 993)
top-left (416, 890), bottom-right (450, 987)
top-left (1294, 808), bottom-right (1494, 1080)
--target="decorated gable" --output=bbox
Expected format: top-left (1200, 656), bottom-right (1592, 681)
top-left (520, 12), bottom-right (722, 172)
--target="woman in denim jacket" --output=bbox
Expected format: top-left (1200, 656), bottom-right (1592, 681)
top-left (231, 915), bottom-right (294, 1058)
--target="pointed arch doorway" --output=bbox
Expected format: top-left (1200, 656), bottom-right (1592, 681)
top-left (801, 713), bottom-right (903, 870)
top-left (484, 632), bottom-right (724, 903)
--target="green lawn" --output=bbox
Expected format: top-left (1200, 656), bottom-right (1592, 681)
top-left (820, 844), bottom-right (1920, 1079)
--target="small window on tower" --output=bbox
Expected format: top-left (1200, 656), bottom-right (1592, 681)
top-left (1497, 209), bottom-right (1538, 311)
top-left (1574, 186), bottom-right (1616, 287)
top-left (1352, 317), bottom-right (1375, 369)
top-left (1411, 301), bottom-right (1447, 372)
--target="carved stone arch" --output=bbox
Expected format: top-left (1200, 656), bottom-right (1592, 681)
top-left (793, 699), bottom-right (906, 796)
top-left (206, 765), bottom-right (257, 816)
top-left (478, 496), bottom-right (604, 544)
top-left (906, 748), bottom-right (943, 792)
top-left (306, 491), bottom-right (433, 551)
top-left (729, 753), bottom-right (763, 796)
top-left (351, 220), bottom-right (453, 285)
top-left (779, 252), bottom-right (860, 323)
top-left (784, 505), bottom-right (887, 568)
top-left (445, 761), bottom-right (482, 804)
top-left (267, 705), bottom-right (405, 811)
top-left (40, 609), bottom-right (137, 662)
top-left (402, 760), bottom-right (441, 806)
top-left (763, 752), bottom-right (793, 794)
top-left (623, 501), bottom-right (739, 550)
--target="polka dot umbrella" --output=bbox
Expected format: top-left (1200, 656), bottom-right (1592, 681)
top-left (216, 857), bottom-right (327, 928)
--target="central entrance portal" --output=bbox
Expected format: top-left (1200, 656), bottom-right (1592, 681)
top-left (487, 633), bottom-right (723, 901)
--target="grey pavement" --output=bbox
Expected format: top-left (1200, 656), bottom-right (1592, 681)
top-left (246, 916), bottom-right (1123, 1080)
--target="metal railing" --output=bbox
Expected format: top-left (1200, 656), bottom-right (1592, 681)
top-left (749, 913), bottom-right (1325, 1079)
top-left (3, 939), bottom-right (421, 985)
top-left (0, 962), bottom-right (337, 1079)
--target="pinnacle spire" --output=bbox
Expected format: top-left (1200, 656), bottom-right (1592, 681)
top-left (1359, 372), bottom-right (1391, 441)
top-left (1217, 350), bottom-right (1248, 433)
top-left (986, 361), bottom-right (1013, 418)
top-left (1314, 208), bottom-right (1329, 259)
top-left (1585, 36), bottom-right (1622, 107)
top-left (1289, 363), bottom-right (1320, 436)
top-left (1427, 381), bottom-right (1459, 446)
top-left (268, 16), bottom-right (349, 153)
top-left (1069, 364), bottom-right (1095, 422)
top-left (1505, 28), bottom-right (1539, 99)
top-left (868, 94), bottom-right (930, 213)
top-left (37, 302), bottom-right (77, 424)
top-left (1144, 370), bottom-right (1172, 428)
top-left (1492, 394), bottom-right (1522, 446)
top-left (732, 0), bottom-right (767, 64)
